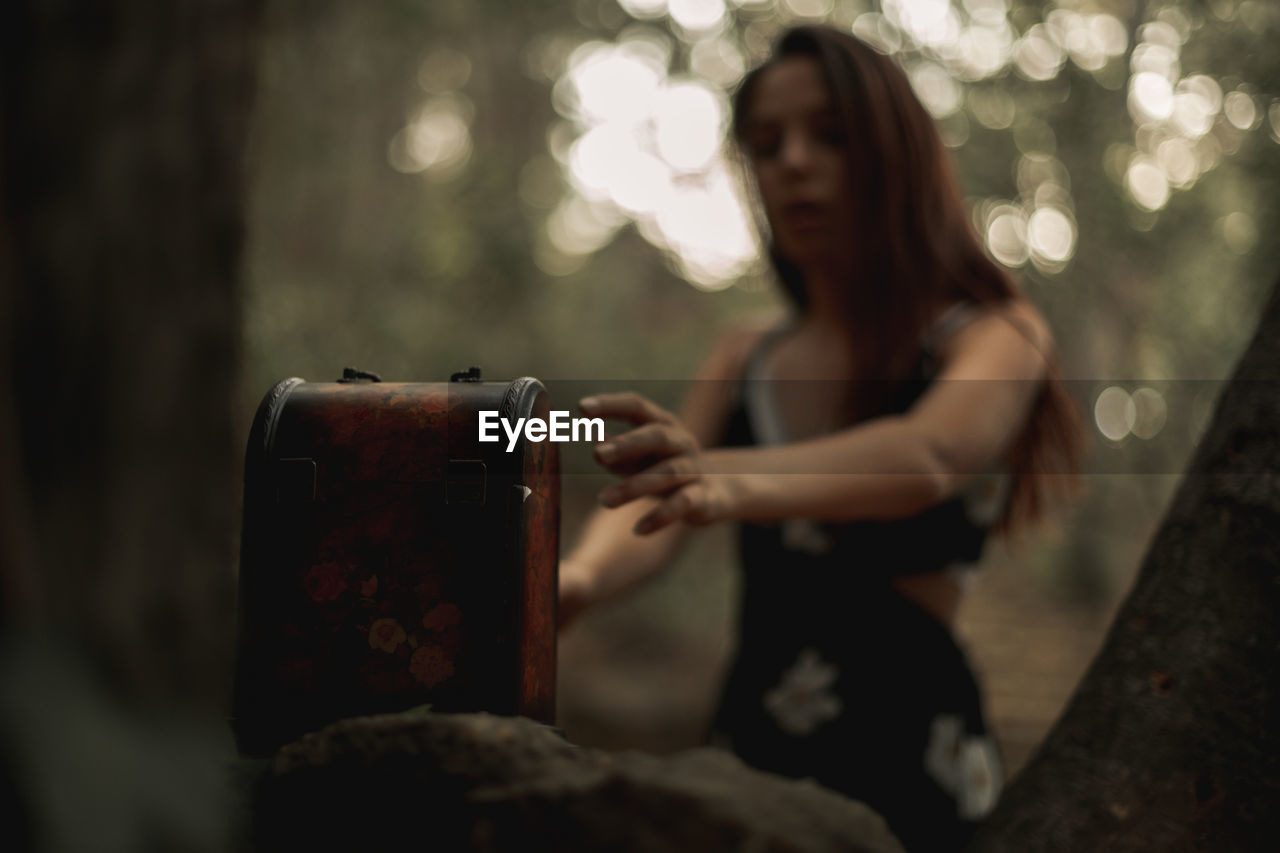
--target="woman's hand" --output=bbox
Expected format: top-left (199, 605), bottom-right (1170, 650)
top-left (579, 393), bottom-right (739, 535)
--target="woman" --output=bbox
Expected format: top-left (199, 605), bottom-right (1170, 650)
top-left (559, 26), bottom-right (1083, 852)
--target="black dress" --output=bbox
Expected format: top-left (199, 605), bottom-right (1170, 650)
top-left (709, 305), bottom-right (1008, 853)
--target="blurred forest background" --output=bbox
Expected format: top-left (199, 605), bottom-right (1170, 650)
top-left (243, 0), bottom-right (1280, 776)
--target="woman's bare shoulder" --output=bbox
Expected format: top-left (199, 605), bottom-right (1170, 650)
top-left (987, 298), bottom-right (1054, 366)
top-left (1003, 298), bottom-right (1054, 353)
top-left (932, 297), bottom-right (1054, 382)
top-left (937, 298), bottom-right (1053, 363)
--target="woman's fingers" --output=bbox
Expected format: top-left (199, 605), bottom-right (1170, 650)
top-left (580, 392), bottom-right (708, 521)
top-left (579, 392), bottom-right (676, 426)
top-left (593, 422), bottom-right (693, 471)
top-left (633, 482), bottom-right (720, 534)
top-left (598, 457), bottom-right (700, 508)
top-left (632, 490), bottom-right (689, 535)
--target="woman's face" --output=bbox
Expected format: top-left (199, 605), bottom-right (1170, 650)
top-left (739, 56), bottom-right (857, 271)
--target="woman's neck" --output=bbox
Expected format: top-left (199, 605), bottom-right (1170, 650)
top-left (795, 260), bottom-right (957, 340)
top-left (793, 263), bottom-right (853, 331)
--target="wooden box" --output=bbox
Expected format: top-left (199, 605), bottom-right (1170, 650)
top-left (233, 368), bottom-right (559, 755)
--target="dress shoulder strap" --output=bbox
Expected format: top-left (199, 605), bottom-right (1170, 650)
top-left (922, 301), bottom-right (984, 355)
top-left (742, 321), bottom-right (792, 384)
top-left (739, 318), bottom-right (837, 554)
top-left (741, 321), bottom-right (794, 446)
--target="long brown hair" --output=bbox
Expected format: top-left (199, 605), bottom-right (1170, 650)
top-left (732, 26), bottom-right (1084, 532)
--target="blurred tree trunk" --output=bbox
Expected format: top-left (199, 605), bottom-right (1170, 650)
top-left (1, 0), bottom-right (263, 708)
top-left (971, 276), bottom-right (1280, 851)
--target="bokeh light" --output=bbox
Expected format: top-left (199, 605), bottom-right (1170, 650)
top-left (969, 86), bottom-right (1015, 129)
top-left (418, 48), bottom-right (472, 93)
top-left (986, 205), bottom-right (1029, 267)
top-left (618, 0), bottom-right (668, 20)
top-left (852, 12), bottom-right (904, 55)
top-left (911, 61), bottom-right (964, 118)
top-left (1221, 211), bottom-right (1258, 254)
top-left (1130, 72), bottom-right (1174, 123)
top-left (1013, 24), bottom-right (1064, 81)
top-left (539, 0), bottom-right (1275, 287)
top-left (1094, 386), bottom-right (1137, 442)
top-left (784, 0), bottom-right (835, 18)
top-left (883, 0), bottom-right (961, 50)
top-left (690, 36), bottom-right (746, 86)
top-left (388, 96), bottom-right (474, 179)
top-left (550, 33), bottom-right (759, 287)
top-left (547, 195), bottom-right (624, 257)
top-left (654, 81), bottom-right (726, 172)
top-left (1125, 157), bottom-right (1170, 211)
top-left (1130, 388), bottom-right (1168, 440)
top-left (668, 0), bottom-right (728, 34)
top-left (1027, 207), bottom-right (1076, 266)
top-left (1155, 137), bottom-right (1197, 188)
top-left (560, 42), bottom-right (664, 126)
top-left (1106, 4), bottom-right (1270, 213)
top-left (1223, 90), bottom-right (1259, 130)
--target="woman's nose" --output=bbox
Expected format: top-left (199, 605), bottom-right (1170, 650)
top-left (779, 130), bottom-right (817, 173)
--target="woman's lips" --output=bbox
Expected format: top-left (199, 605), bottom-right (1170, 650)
top-left (780, 201), bottom-right (827, 231)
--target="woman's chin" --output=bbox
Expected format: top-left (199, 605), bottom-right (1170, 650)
top-left (776, 234), bottom-right (851, 268)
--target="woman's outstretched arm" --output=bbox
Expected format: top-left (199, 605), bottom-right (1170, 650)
top-left (589, 302), bottom-right (1054, 534)
top-left (558, 322), bottom-right (770, 628)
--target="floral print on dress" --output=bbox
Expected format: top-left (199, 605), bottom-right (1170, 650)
top-left (763, 647), bottom-right (844, 736)
top-left (781, 519), bottom-right (835, 555)
top-left (961, 470), bottom-right (1011, 528)
top-left (924, 713), bottom-right (1003, 820)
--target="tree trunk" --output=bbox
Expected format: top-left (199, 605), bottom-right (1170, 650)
top-left (970, 278), bottom-right (1280, 850)
top-left (1, 0), bottom-right (263, 707)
